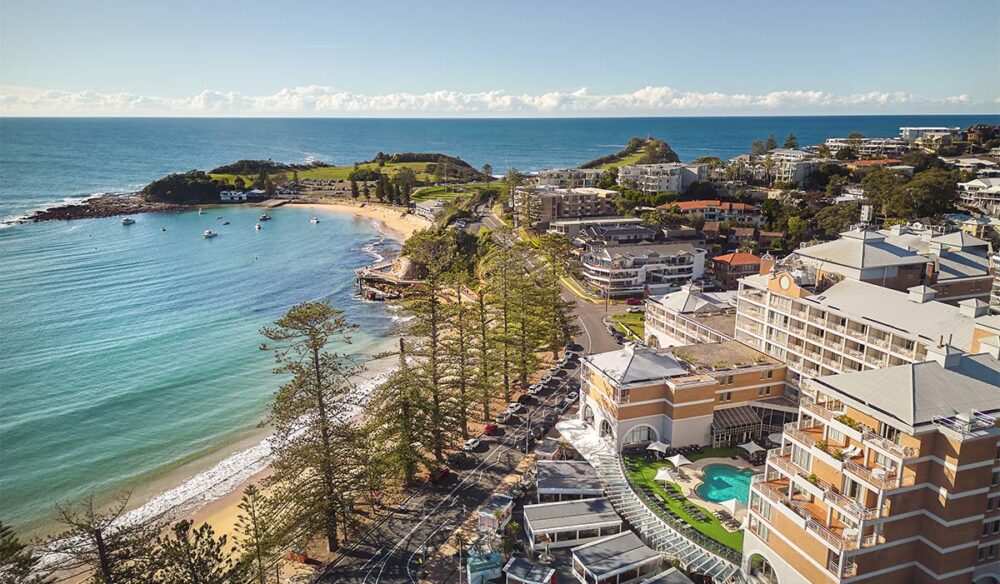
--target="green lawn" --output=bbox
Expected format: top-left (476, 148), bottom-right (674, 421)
top-left (411, 182), bottom-right (502, 203)
top-left (611, 312), bottom-right (645, 339)
top-left (594, 146), bottom-right (649, 170)
top-left (210, 161), bottom-right (441, 186)
top-left (624, 451), bottom-right (744, 551)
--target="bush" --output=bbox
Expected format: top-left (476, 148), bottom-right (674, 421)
top-left (142, 170), bottom-right (224, 204)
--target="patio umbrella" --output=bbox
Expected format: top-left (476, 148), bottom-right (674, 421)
top-left (646, 441), bottom-right (669, 453)
top-left (654, 467), bottom-right (677, 483)
top-left (738, 441), bottom-right (766, 456)
top-left (720, 498), bottom-right (746, 515)
top-left (767, 433), bottom-right (783, 446)
top-left (667, 454), bottom-right (692, 468)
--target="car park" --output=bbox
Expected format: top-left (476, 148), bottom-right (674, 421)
top-left (507, 402), bottom-right (525, 414)
top-left (463, 438), bottom-right (481, 451)
top-left (483, 422), bottom-right (499, 435)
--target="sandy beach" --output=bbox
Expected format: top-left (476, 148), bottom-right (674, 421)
top-left (291, 198), bottom-right (432, 243)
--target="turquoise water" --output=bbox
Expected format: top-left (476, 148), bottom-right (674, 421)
top-left (695, 464), bottom-right (755, 504)
top-left (0, 206), bottom-right (400, 530)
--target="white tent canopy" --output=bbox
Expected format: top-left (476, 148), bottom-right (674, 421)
top-left (654, 467), bottom-right (677, 483)
top-left (767, 433), bottom-right (783, 445)
top-left (667, 454), bottom-right (692, 468)
top-left (721, 498), bottom-right (747, 515)
top-left (646, 441), bottom-right (669, 453)
top-left (738, 441), bottom-right (766, 456)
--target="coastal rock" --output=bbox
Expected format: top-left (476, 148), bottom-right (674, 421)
top-left (23, 194), bottom-right (187, 223)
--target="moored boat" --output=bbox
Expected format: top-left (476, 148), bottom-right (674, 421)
top-left (203, 230), bottom-right (217, 238)
top-left (259, 213), bottom-right (271, 221)
top-left (310, 217), bottom-right (320, 224)
top-left (121, 217), bottom-right (135, 225)
top-left (254, 223), bottom-right (262, 230)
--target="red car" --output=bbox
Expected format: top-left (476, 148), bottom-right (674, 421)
top-left (427, 467), bottom-right (450, 484)
top-left (483, 422), bottom-right (499, 436)
top-left (626, 298), bottom-right (644, 306)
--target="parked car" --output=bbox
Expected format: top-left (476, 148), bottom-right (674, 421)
top-left (518, 438), bottom-right (534, 453)
top-left (495, 410), bottom-right (512, 424)
top-left (507, 402), bottom-right (525, 414)
top-left (554, 399), bottom-right (569, 413)
top-left (447, 451), bottom-right (469, 465)
top-left (626, 298), bottom-right (644, 306)
top-left (516, 393), bottom-right (532, 405)
top-left (543, 413), bottom-right (556, 427)
top-left (483, 422), bottom-right (499, 436)
top-left (539, 373), bottom-right (553, 384)
top-left (626, 306), bottom-right (644, 314)
top-left (556, 357), bottom-right (569, 368)
top-left (463, 438), bottom-right (481, 451)
top-left (567, 391), bottom-right (579, 402)
top-left (527, 383), bottom-right (542, 395)
top-left (530, 425), bottom-right (544, 439)
top-left (427, 467), bottom-right (450, 484)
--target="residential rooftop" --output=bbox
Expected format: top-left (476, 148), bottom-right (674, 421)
top-left (586, 345), bottom-right (690, 385)
top-left (586, 242), bottom-right (700, 262)
top-left (793, 228), bottom-right (929, 269)
top-left (713, 251), bottom-right (762, 266)
top-left (652, 283), bottom-right (737, 315)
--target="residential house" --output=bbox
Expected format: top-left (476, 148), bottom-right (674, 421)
top-left (661, 200), bottom-right (762, 226)
top-left (958, 177), bottom-right (1000, 216)
top-left (899, 126), bottom-right (960, 142)
top-left (413, 198), bottom-right (447, 221)
top-left (713, 252), bottom-right (763, 290)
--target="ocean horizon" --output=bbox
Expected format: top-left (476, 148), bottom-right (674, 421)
top-left (0, 114), bottom-right (994, 534)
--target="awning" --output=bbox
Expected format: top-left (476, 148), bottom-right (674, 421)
top-left (654, 467), bottom-right (677, 483)
top-left (646, 441), bottom-right (669, 453)
top-left (667, 454), bottom-right (692, 468)
top-left (712, 405), bottom-right (762, 431)
top-left (738, 441), bottom-right (766, 456)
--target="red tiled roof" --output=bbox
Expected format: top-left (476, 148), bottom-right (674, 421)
top-left (663, 199), bottom-right (757, 213)
top-left (703, 221), bottom-right (721, 232)
top-left (713, 252), bottom-right (762, 266)
top-left (850, 159), bottom-right (903, 167)
top-left (731, 227), bottom-right (755, 236)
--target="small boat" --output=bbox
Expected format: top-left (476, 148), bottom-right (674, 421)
top-left (254, 224), bottom-right (262, 230)
top-left (203, 230), bottom-right (217, 239)
top-left (223, 221), bottom-right (230, 226)
top-left (259, 213), bottom-right (271, 221)
top-left (216, 216), bottom-right (224, 220)
top-left (121, 217), bottom-right (135, 225)
top-left (310, 217), bottom-right (320, 224)
top-left (198, 208), bottom-right (204, 215)
top-left (161, 227), bottom-right (167, 232)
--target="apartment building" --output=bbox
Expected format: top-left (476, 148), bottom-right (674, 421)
top-left (775, 159), bottom-right (821, 186)
top-left (743, 346), bottom-right (1000, 584)
top-left (579, 223), bottom-right (659, 247)
top-left (644, 283), bottom-right (738, 348)
top-left (579, 341), bottom-right (794, 451)
top-left (514, 186), bottom-right (620, 227)
top-left (537, 168), bottom-right (606, 189)
top-left (823, 137), bottom-right (909, 158)
top-left (580, 243), bottom-right (705, 298)
top-left (767, 149), bottom-right (814, 163)
top-left (958, 178), bottom-right (1000, 216)
top-left (617, 163), bottom-right (708, 194)
top-left (733, 264), bottom-right (992, 398)
top-left (660, 200), bottom-right (762, 226)
top-left (992, 254), bottom-right (1000, 315)
top-left (547, 216), bottom-right (645, 239)
top-left (878, 227), bottom-right (995, 305)
top-left (900, 126), bottom-right (961, 142)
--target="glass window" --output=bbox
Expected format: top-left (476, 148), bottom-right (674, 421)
top-left (791, 444), bottom-right (812, 470)
top-left (623, 425), bottom-right (655, 445)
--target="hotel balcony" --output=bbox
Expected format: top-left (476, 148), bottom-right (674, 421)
top-left (767, 448), bottom-right (880, 521)
top-left (861, 429), bottom-right (916, 460)
top-left (751, 475), bottom-right (862, 552)
top-left (845, 327), bottom-right (867, 341)
top-left (739, 288), bottom-right (766, 304)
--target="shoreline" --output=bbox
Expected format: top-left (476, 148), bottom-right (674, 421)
top-left (289, 198), bottom-right (431, 242)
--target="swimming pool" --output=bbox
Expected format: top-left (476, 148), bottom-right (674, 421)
top-left (695, 464), bottom-right (756, 504)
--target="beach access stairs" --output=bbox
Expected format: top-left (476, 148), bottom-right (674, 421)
top-left (354, 261), bottom-right (425, 300)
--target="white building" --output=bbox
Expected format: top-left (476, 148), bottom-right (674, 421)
top-left (775, 159), bottom-right (821, 186)
top-left (580, 243), bottom-right (705, 298)
top-left (413, 198), bottom-right (447, 220)
top-left (220, 189), bottom-right (266, 202)
top-left (823, 137), bottom-right (908, 157)
top-left (899, 126), bottom-right (959, 142)
top-left (767, 148), bottom-right (814, 163)
top-left (958, 177), bottom-right (1000, 215)
top-left (536, 168), bottom-right (606, 189)
top-left (644, 283), bottom-right (737, 348)
top-left (617, 163), bottom-right (707, 194)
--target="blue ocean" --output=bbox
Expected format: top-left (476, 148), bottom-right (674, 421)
top-left (0, 115), bottom-right (993, 532)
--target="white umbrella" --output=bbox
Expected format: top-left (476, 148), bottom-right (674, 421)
top-left (767, 433), bottom-right (783, 446)
top-left (646, 440), bottom-right (669, 453)
top-left (738, 441), bottom-right (765, 456)
top-left (667, 454), bottom-right (692, 468)
top-left (721, 498), bottom-right (746, 515)
top-left (654, 467), bottom-right (677, 483)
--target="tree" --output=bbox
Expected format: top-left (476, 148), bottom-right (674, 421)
top-left (152, 520), bottom-right (242, 584)
top-left (367, 339), bottom-right (428, 485)
top-left (444, 278), bottom-right (474, 440)
top-left (892, 169), bottom-right (957, 218)
top-left (764, 134), bottom-right (777, 151)
top-left (504, 169), bottom-right (525, 225)
top-left (0, 520), bottom-right (52, 584)
top-left (263, 174), bottom-right (275, 197)
top-left (684, 181), bottom-right (717, 198)
top-left (815, 144), bottom-right (832, 158)
top-left (234, 485), bottom-right (277, 584)
top-left (693, 156), bottom-right (724, 168)
top-left (597, 169), bottom-right (617, 189)
top-left (750, 139), bottom-right (766, 157)
top-left (362, 182), bottom-right (370, 200)
top-left (814, 203), bottom-right (860, 238)
top-left (536, 233), bottom-right (580, 358)
top-left (260, 301), bottom-right (361, 553)
top-left (761, 155), bottom-right (777, 185)
top-left (42, 493), bottom-right (158, 584)
top-left (514, 185), bottom-right (543, 228)
top-left (350, 178), bottom-right (360, 199)
top-left (835, 146), bottom-right (856, 160)
top-left (481, 164), bottom-right (493, 186)
top-left (234, 176), bottom-right (246, 191)
top-left (786, 215), bottom-right (808, 246)
top-left (395, 168), bottom-right (418, 205)
top-left (861, 168), bottom-right (909, 218)
top-left (783, 133), bottom-right (799, 149)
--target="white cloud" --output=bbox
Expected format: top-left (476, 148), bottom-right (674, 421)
top-left (0, 85), bottom-right (994, 116)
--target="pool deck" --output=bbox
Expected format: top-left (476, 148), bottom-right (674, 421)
top-left (671, 457), bottom-right (759, 526)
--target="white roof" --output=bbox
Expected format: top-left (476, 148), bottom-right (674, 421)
top-left (930, 230), bottom-right (989, 248)
top-left (586, 345), bottom-right (689, 385)
top-left (795, 228), bottom-right (928, 269)
top-left (812, 353), bottom-right (1000, 430)
top-left (652, 283), bottom-right (737, 314)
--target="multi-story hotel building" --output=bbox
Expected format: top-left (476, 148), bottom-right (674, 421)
top-left (742, 344), bottom-right (1000, 584)
top-left (536, 168), bottom-right (606, 189)
top-left (580, 243), bottom-right (705, 298)
top-left (579, 340), bottom-right (796, 451)
top-left (513, 186), bottom-right (619, 227)
top-left (660, 200), bottom-right (762, 226)
top-left (616, 163), bottom-right (708, 194)
top-left (733, 264), bottom-right (991, 397)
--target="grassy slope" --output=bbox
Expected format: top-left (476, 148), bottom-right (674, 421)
top-left (625, 451), bottom-right (744, 550)
top-left (410, 182), bottom-right (503, 202)
top-left (611, 312), bottom-right (645, 338)
top-left (209, 161), bottom-right (438, 186)
top-left (595, 146), bottom-right (648, 170)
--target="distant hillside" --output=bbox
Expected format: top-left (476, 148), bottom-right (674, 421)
top-left (209, 159), bottom-right (330, 175)
top-left (365, 152), bottom-right (489, 182)
top-left (580, 137), bottom-right (680, 169)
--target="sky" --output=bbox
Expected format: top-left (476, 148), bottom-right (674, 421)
top-left (1, 0), bottom-right (998, 117)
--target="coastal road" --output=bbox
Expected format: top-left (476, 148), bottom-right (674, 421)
top-left (317, 371), bottom-right (579, 584)
top-left (478, 206), bottom-right (623, 355)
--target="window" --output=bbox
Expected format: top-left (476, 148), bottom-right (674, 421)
top-left (988, 497), bottom-right (998, 512)
top-left (758, 386), bottom-right (772, 397)
top-left (983, 520), bottom-right (1000, 536)
top-left (827, 427), bottom-right (844, 445)
top-left (749, 516), bottom-right (770, 542)
top-left (623, 425), bottom-right (656, 445)
top-left (791, 443), bottom-right (812, 470)
top-left (990, 545), bottom-right (998, 559)
top-left (879, 423), bottom-right (901, 444)
top-left (718, 391), bottom-right (733, 402)
top-left (991, 470), bottom-right (999, 487)
top-left (726, 375), bottom-right (734, 385)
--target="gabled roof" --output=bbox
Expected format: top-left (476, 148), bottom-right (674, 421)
top-left (523, 498), bottom-right (621, 532)
top-left (930, 230), bottom-right (989, 249)
top-left (653, 283), bottom-right (736, 314)
top-left (812, 353), bottom-right (1000, 430)
top-left (795, 228), bottom-right (928, 269)
top-left (586, 345), bottom-right (689, 385)
top-left (572, 531), bottom-right (661, 576)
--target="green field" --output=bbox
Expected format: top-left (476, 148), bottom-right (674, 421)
top-left (210, 161), bottom-right (439, 186)
top-left (625, 452), bottom-right (744, 551)
top-left (410, 182), bottom-right (502, 203)
top-left (611, 312), bottom-right (645, 339)
top-left (594, 146), bottom-right (649, 170)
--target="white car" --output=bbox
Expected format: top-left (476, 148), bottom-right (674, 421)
top-left (567, 391), bottom-right (579, 402)
top-left (527, 384), bottom-right (542, 395)
top-left (539, 374), bottom-right (552, 384)
top-left (463, 438), bottom-right (481, 451)
top-left (508, 402), bottom-right (525, 414)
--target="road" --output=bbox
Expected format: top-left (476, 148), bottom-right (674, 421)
top-left (317, 367), bottom-right (581, 584)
